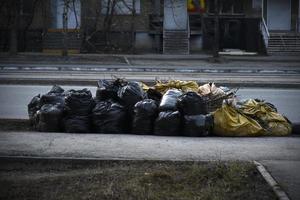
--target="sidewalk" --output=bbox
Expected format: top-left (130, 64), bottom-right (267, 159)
top-left (0, 131), bottom-right (299, 199)
top-left (1, 52), bottom-right (300, 88)
top-left (1, 52), bottom-right (300, 63)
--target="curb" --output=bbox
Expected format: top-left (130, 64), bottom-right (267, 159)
top-left (1, 78), bottom-right (300, 89)
top-left (254, 161), bottom-right (290, 200)
top-left (1, 118), bottom-right (299, 135)
top-left (1, 63), bottom-right (300, 74)
top-left (2, 53), bottom-right (300, 63)
top-left (128, 56), bottom-right (300, 63)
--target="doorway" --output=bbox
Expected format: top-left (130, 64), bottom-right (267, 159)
top-left (267, 0), bottom-right (291, 31)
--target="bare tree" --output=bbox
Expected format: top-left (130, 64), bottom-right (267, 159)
top-left (82, 0), bottom-right (138, 53)
top-left (213, 0), bottom-right (219, 58)
top-left (9, 0), bottom-right (19, 55)
top-left (62, 0), bottom-right (71, 57)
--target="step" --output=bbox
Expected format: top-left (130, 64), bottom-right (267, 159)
top-left (269, 49), bottom-right (300, 51)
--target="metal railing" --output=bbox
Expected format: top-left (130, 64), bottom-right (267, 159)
top-left (260, 17), bottom-right (269, 48)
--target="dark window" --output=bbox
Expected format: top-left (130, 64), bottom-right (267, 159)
top-left (208, 0), bottom-right (244, 14)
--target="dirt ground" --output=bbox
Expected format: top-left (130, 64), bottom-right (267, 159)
top-left (0, 159), bottom-right (276, 200)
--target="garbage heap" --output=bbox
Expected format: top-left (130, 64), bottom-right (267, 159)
top-left (28, 80), bottom-right (292, 136)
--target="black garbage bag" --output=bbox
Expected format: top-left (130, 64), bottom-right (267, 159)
top-left (183, 114), bottom-right (213, 137)
top-left (64, 89), bottom-right (94, 116)
top-left (28, 94), bottom-right (41, 125)
top-left (96, 79), bottom-right (124, 101)
top-left (63, 89), bottom-right (94, 133)
top-left (40, 93), bottom-right (65, 108)
top-left (92, 100), bottom-right (127, 133)
top-left (63, 115), bottom-right (91, 133)
top-left (159, 89), bottom-right (183, 111)
top-left (48, 85), bottom-right (65, 94)
top-left (118, 82), bottom-right (146, 109)
top-left (132, 99), bottom-right (158, 134)
top-left (177, 92), bottom-right (207, 115)
top-left (39, 85), bottom-right (66, 108)
top-left (36, 104), bottom-right (63, 132)
top-left (154, 111), bottom-right (181, 136)
top-left (146, 88), bottom-right (162, 105)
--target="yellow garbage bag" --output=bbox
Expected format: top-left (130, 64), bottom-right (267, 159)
top-left (140, 82), bottom-right (150, 92)
top-left (154, 80), bottom-right (199, 94)
top-left (213, 104), bottom-right (266, 136)
top-left (239, 99), bottom-right (292, 136)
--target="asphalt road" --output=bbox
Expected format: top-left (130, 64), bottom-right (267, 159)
top-left (0, 84), bottom-right (299, 123)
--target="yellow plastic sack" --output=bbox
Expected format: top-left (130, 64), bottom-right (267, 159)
top-left (140, 82), bottom-right (150, 92)
top-left (239, 99), bottom-right (292, 136)
top-left (213, 104), bottom-right (266, 136)
top-left (154, 80), bottom-right (199, 94)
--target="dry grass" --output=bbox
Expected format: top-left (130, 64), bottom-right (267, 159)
top-left (0, 159), bottom-right (276, 200)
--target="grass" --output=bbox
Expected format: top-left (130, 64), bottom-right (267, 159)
top-left (0, 159), bottom-right (276, 200)
top-left (0, 119), bottom-right (31, 131)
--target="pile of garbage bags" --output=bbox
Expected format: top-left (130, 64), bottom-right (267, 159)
top-left (213, 99), bottom-right (292, 136)
top-left (28, 79), bottom-right (292, 137)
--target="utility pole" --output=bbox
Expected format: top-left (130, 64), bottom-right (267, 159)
top-left (213, 0), bottom-right (219, 58)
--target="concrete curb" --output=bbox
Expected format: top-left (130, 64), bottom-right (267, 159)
top-left (0, 118), bottom-right (299, 135)
top-left (1, 78), bottom-right (300, 89)
top-left (1, 53), bottom-right (300, 63)
top-left (1, 64), bottom-right (300, 74)
top-left (254, 161), bottom-right (290, 200)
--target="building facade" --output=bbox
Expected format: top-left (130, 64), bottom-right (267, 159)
top-left (0, 0), bottom-right (299, 54)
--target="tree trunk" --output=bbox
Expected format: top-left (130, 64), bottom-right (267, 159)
top-left (130, 0), bottom-right (136, 53)
top-left (9, 0), bottom-right (19, 55)
top-left (154, 0), bottom-right (161, 53)
top-left (62, 0), bottom-right (69, 57)
top-left (213, 0), bottom-right (219, 58)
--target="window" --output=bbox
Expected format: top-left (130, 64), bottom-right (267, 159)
top-left (101, 0), bottom-right (141, 15)
top-left (51, 0), bottom-right (81, 29)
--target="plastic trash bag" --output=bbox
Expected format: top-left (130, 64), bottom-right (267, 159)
top-left (154, 111), bottom-right (181, 136)
top-left (40, 93), bottom-right (65, 108)
top-left (154, 80), bottom-right (199, 94)
top-left (213, 104), bottom-right (266, 136)
top-left (36, 104), bottom-right (63, 132)
top-left (63, 115), bottom-right (91, 133)
top-left (92, 100), bottom-right (127, 133)
top-left (183, 114), bottom-right (213, 137)
top-left (132, 99), bottom-right (158, 134)
top-left (177, 92), bottom-right (207, 115)
top-left (159, 89), bottom-right (183, 111)
top-left (28, 94), bottom-right (41, 125)
top-left (198, 82), bottom-right (225, 97)
top-left (118, 82), bottom-right (146, 109)
top-left (63, 89), bottom-right (94, 133)
top-left (146, 88), bottom-right (163, 105)
top-left (238, 99), bottom-right (292, 136)
top-left (40, 85), bottom-right (66, 107)
top-left (65, 89), bottom-right (94, 116)
top-left (48, 85), bottom-right (65, 94)
top-left (96, 79), bottom-right (124, 101)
